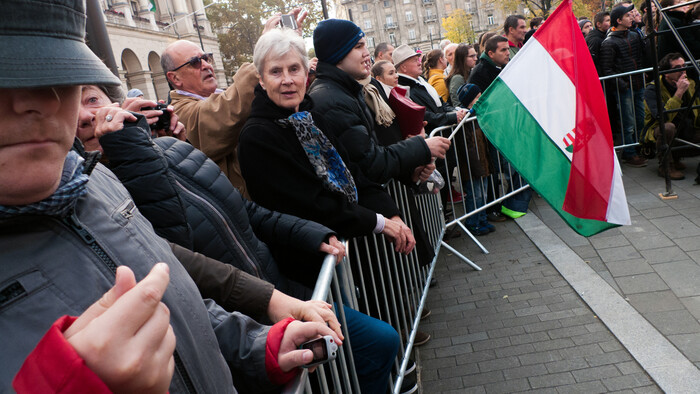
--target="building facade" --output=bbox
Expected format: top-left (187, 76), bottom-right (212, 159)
top-left (334, 0), bottom-right (523, 54)
top-left (99, 0), bottom-right (226, 101)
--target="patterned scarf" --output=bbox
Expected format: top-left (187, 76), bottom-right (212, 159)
top-left (0, 151), bottom-right (89, 219)
top-left (279, 111), bottom-right (358, 203)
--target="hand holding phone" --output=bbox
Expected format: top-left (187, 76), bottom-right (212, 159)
top-left (299, 335), bottom-right (338, 368)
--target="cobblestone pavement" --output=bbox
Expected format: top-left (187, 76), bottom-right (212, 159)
top-left (417, 156), bottom-right (700, 393)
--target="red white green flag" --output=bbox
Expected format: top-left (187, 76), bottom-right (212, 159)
top-left (473, 0), bottom-right (631, 236)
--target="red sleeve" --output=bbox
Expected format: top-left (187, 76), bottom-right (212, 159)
top-left (264, 317), bottom-right (299, 385)
top-left (13, 315), bottom-right (111, 394)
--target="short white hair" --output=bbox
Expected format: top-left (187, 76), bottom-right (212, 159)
top-left (253, 28), bottom-right (309, 75)
top-left (439, 39), bottom-right (452, 50)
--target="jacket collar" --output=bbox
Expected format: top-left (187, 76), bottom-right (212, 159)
top-left (315, 61), bottom-right (364, 96)
top-left (249, 84), bottom-right (313, 120)
top-left (478, 52), bottom-right (501, 69)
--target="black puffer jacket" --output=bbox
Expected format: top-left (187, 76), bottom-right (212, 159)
top-left (397, 74), bottom-right (458, 132)
top-left (100, 117), bottom-right (332, 299)
top-left (308, 61), bottom-right (431, 184)
top-left (586, 27), bottom-right (607, 75)
top-left (600, 28), bottom-right (646, 90)
top-left (658, 11), bottom-right (700, 60)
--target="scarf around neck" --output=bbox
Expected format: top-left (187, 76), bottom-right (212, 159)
top-left (279, 111), bottom-right (358, 203)
top-left (0, 150), bottom-right (89, 219)
top-left (359, 76), bottom-right (395, 127)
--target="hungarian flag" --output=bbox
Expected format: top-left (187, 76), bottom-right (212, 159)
top-left (472, 0), bottom-right (630, 237)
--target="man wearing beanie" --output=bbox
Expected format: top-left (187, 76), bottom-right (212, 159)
top-left (308, 19), bottom-right (450, 186)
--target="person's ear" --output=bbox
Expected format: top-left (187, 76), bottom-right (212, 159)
top-left (166, 71), bottom-right (180, 88)
top-left (259, 77), bottom-right (266, 90)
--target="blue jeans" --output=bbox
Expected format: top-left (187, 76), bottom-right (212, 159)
top-left (616, 87), bottom-right (645, 158)
top-left (464, 178), bottom-right (488, 227)
top-left (496, 153), bottom-right (532, 214)
top-left (343, 305), bottom-right (399, 394)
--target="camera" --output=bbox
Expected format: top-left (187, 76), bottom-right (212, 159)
top-left (142, 103), bottom-right (171, 132)
top-left (299, 335), bottom-right (338, 368)
top-left (280, 14), bottom-right (297, 30)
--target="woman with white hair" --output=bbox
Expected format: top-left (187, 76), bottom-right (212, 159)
top-left (239, 28), bottom-right (402, 394)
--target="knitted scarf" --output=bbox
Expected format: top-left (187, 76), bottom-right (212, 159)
top-left (0, 151), bottom-right (89, 219)
top-left (359, 76), bottom-right (395, 127)
top-left (279, 111), bottom-right (358, 203)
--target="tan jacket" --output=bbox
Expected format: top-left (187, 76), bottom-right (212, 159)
top-left (170, 62), bottom-right (258, 197)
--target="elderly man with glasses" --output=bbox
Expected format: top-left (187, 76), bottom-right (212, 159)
top-left (163, 11), bottom-right (306, 197)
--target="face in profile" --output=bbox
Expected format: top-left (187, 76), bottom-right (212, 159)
top-left (0, 86), bottom-right (81, 205)
top-left (376, 63), bottom-right (399, 87)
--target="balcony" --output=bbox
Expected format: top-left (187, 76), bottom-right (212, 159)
top-left (385, 22), bottom-right (398, 29)
top-left (424, 15), bottom-right (437, 22)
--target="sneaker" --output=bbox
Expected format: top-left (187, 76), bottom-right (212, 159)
top-left (624, 155), bottom-right (648, 167)
top-left (421, 307), bottom-right (432, 320)
top-left (466, 225), bottom-right (490, 236)
top-left (414, 331), bottom-right (431, 346)
top-left (480, 221), bottom-right (496, 232)
top-left (501, 206), bottom-right (526, 219)
top-left (448, 188), bottom-right (464, 203)
top-left (429, 276), bottom-right (437, 288)
top-left (658, 166), bottom-right (685, 180)
top-left (399, 360), bottom-right (418, 394)
top-left (487, 212), bottom-right (507, 222)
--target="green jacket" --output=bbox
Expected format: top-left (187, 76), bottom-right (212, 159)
top-left (643, 76), bottom-right (700, 143)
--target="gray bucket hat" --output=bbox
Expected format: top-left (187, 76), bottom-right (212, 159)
top-left (0, 0), bottom-right (121, 88)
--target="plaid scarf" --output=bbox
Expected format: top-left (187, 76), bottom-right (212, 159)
top-left (0, 151), bottom-right (89, 219)
top-left (279, 111), bottom-right (358, 204)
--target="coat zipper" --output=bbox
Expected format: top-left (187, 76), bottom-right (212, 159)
top-left (173, 179), bottom-right (261, 277)
top-left (62, 212), bottom-right (197, 393)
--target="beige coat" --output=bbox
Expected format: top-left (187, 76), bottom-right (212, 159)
top-left (170, 63), bottom-right (258, 197)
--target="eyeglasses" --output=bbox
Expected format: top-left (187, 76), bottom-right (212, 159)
top-left (171, 53), bottom-right (213, 71)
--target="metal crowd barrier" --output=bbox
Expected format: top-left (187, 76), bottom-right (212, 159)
top-left (599, 67), bottom-right (651, 152)
top-left (283, 180), bottom-right (445, 393)
top-left (430, 116), bottom-right (531, 268)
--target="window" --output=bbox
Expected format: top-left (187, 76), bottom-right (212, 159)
top-left (403, 0), bottom-right (410, 3)
top-left (405, 11), bottom-right (413, 21)
top-left (386, 14), bottom-right (393, 24)
top-left (426, 8), bottom-right (433, 17)
top-left (364, 19), bottom-right (372, 29)
top-left (487, 14), bottom-right (494, 25)
top-left (429, 26), bottom-right (434, 35)
top-left (466, 1), bottom-right (471, 12)
top-left (361, 4), bottom-right (368, 11)
top-left (384, 0), bottom-right (390, 7)
top-left (130, 0), bottom-right (138, 14)
top-left (367, 36), bottom-right (375, 48)
top-left (348, 9), bottom-right (354, 21)
top-left (445, 3), bottom-right (452, 13)
top-left (408, 29), bottom-right (416, 40)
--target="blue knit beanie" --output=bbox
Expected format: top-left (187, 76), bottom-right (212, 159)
top-left (457, 83), bottom-right (481, 107)
top-left (313, 19), bottom-right (365, 65)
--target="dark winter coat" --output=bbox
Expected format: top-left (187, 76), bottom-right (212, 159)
top-left (100, 116), bottom-right (332, 300)
top-left (467, 53), bottom-right (503, 93)
top-left (658, 11), bottom-right (700, 60)
top-left (600, 28), bottom-right (646, 90)
top-left (397, 74), bottom-right (459, 132)
top-left (308, 61), bottom-right (431, 184)
top-left (586, 27), bottom-right (607, 75)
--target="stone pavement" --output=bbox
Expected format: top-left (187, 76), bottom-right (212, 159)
top-left (416, 156), bottom-right (700, 393)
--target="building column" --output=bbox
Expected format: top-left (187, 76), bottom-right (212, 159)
top-left (151, 71), bottom-right (171, 101)
top-left (137, 0), bottom-right (158, 30)
top-left (111, 1), bottom-right (135, 26)
top-left (171, 0), bottom-right (194, 34)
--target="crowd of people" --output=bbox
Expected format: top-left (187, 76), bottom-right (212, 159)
top-left (4, 0), bottom-right (700, 393)
top-left (582, 1), bottom-right (700, 181)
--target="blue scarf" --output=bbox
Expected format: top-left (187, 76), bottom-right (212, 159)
top-left (0, 151), bottom-right (89, 219)
top-left (280, 111), bottom-right (358, 203)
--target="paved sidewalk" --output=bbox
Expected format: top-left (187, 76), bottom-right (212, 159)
top-left (416, 157), bottom-right (700, 392)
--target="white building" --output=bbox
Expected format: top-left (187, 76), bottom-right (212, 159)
top-left (334, 0), bottom-right (522, 54)
top-left (99, 0), bottom-right (226, 101)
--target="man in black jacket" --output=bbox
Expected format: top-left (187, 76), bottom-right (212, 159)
top-left (308, 20), bottom-right (450, 185)
top-left (586, 11), bottom-right (610, 75)
top-left (600, 4), bottom-right (648, 167)
top-left (468, 35), bottom-right (510, 92)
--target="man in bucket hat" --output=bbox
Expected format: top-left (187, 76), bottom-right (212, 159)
top-left (0, 1), bottom-right (339, 392)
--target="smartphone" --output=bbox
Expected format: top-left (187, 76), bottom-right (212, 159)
top-left (280, 14), bottom-right (297, 30)
top-left (299, 335), bottom-right (338, 368)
